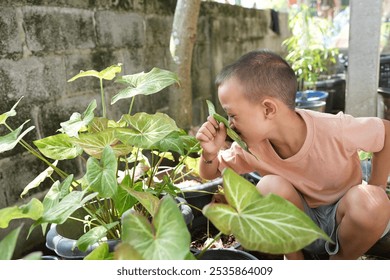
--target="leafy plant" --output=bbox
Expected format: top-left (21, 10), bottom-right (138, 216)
top-left (0, 64), bottom-right (201, 258)
top-left (0, 63), bottom-right (331, 260)
top-left (283, 4), bottom-right (339, 90)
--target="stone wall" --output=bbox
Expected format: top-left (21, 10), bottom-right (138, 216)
top-left (0, 0), bottom-right (289, 256)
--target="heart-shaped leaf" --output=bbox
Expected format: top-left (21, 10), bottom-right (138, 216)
top-left (34, 134), bottom-right (83, 160)
top-left (86, 146), bottom-right (118, 198)
top-left (0, 198), bottom-right (44, 228)
top-left (116, 113), bottom-right (179, 149)
top-left (123, 188), bottom-right (160, 217)
top-left (119, 195), bottom-right (192, 260)
top-left (111, 67), bottom-right (179, 104)
top-left (203, 168), bottom-right (331, 254)
top-left (68, 64), bottom-right (122, 82)
top-left (74, 129), bottom-right (118, 158)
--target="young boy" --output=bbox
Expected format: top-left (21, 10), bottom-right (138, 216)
top-left (196, 49), bottom-right (390, 260)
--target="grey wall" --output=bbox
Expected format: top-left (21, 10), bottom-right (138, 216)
top-left (0, 0), bottom-right (289, 256)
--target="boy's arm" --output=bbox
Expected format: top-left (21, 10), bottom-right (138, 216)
top-left (199, 152), bottom-right (221, 180)
top-left (196, 116), bottom-right (227, 180)
top-left (369, 119), bottom-right (390, 190)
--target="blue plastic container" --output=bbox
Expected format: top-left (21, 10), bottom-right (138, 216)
top-left (296, 90), bottom-right (328, 112)
top-left (296, 90), bottom-right (329, 102)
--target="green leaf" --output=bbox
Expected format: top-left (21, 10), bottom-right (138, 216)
top-left (41, 175), bottom-right (74, 215)
top-left (206, 100), bottom-right (253, 156)
top-left (113, 179), bottom-right (143, 217)
top-left (20, 161), bottom-right (58, 198)
top-left (58, 100), bottom-right (97, 138)
top-left (86, 146), bottom-right (118, 198)
top-left (151, 131), bottom-right (186, 154)
top-left (111, 67), bottom-right (179, 104)
top-left (114, 243), bottom-right (144, 260)
top-left (37, 191), bottom-right (98, 225)
top-left (0, 225), bottom-right (22, 260)
top-left (68, 63), bottom-right (122, 82)
top-left (203, 168), bottom-right (331, 254)
top-left (124, 189), bottom-right (160, 217)
top-left (84, 243), bottom-right (114, 260)
top-left (116, 112), bottom-right (179, 149)
top-left (34, 134), bottom-right (83, 160)
top-left (0, 97), bottom-right (24, 125)
top-left (0, 121), bottom-right (35, 153)
top-left (75, 222), bottom-right (119, 252)
top-left (74, 129), bottom-right (118, 158)
top-left (0, 199), bottom-right (44, 228)
top-left (119, 196), bottom-right (192, 260)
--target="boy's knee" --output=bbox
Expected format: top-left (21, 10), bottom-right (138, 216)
top-left (256, 175), bottom-right (303, 210)
top-left (256, 175), bottom-right (291, 194)
top-left (344, 184), bottom-right (390, 227)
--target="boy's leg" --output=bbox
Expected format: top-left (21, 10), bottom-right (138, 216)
top-left (256, 175), bottom-right (305, 260)
top-left (330, 184), bottom-right (390, 260)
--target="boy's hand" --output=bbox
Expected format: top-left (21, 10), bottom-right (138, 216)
top-left (196, 115), bottom-right (227, 159)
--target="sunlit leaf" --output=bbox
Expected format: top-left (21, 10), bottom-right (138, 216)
top-left (111, 68), bottom-right (179, 104)
top-left (20, 161), bottom-right (58, 198)
top-left (74, 129), bottom-right (117, 158)
top-left (34, 134), bottom-right (83, 160)
top-left (58, 100), bottom-right (97, 138)
top-left (68, 63), bottom-right (122, 82)
top-left (116, 112), bottom-right (179, 149)
top-left (0, 199), bottom-right (44, 228)
top-left (203, 168), bottom-right (331, 254)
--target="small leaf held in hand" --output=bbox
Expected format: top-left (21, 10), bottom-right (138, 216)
top-left (206, 100), bottom-right (256, 159)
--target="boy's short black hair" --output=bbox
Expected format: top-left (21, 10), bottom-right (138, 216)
top-left (215, 49), bottom-right (298, 110)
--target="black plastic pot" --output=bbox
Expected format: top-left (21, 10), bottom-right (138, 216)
top-left (195, 248), bottom-right (258, 260)
top-left (178, 177), bottom-right (222, 227)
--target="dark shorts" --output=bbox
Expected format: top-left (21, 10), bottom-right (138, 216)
top-left (300, 199), bottom-right (340, 256)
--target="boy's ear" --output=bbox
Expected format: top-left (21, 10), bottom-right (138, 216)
top-left (262, 98), bottom-right (277, 119)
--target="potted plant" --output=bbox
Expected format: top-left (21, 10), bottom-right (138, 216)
top-left (0, 64), bottom-right (332, 261)
top-left (0, 64), bottom-right (202, 259)
top-left (283, 4), bottom-right (339, 112)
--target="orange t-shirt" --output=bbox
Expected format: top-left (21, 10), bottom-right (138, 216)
top-left (218, 109), bottom-right (385, 208)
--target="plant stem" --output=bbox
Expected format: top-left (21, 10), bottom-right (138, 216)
top-left (128, 96), bottom-right (135, 115)
top-left (100, 78), bottom-right (106, 118)
top-left (196, 231), bottom-right (223, 259)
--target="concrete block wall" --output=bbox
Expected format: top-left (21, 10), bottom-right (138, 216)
top-left (0, 0), bottom-right (289, 257)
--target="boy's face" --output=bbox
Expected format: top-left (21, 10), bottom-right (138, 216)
top-left (218, 77), bottom-right (268, 147)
